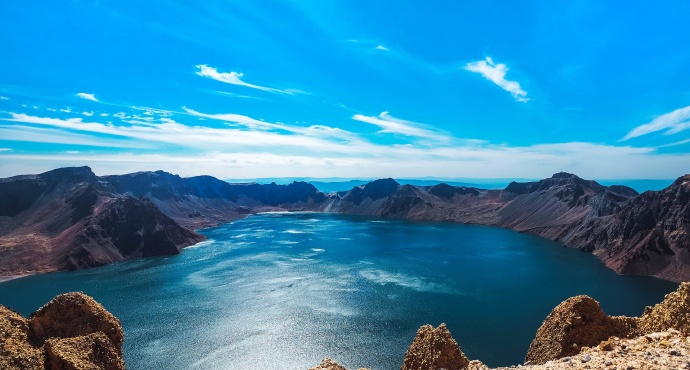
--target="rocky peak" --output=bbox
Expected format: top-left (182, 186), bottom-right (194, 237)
top-left (672, 174), bottom-right (690, 191)
top-left (0, 292), bottom-right (124, 370)
top-left (401, 323), bottom-right (469, 370)
top-left (550, 172), bottom-right (579, 179)
top-left (429, 183), bottom-right (479, 199)
top-left (40, 166), bottom-right (97, 186)
top-left (361, 178), bottom-right (400, 200)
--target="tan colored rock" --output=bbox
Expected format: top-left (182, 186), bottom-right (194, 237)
top-left (638, 282), bottom-right (690, 335)
top-left (0, 306), bottom-right (43, 370)
top-left (309, 358), bottom-right (348, 370)
top-left (44, 332), bottom-right (124, 370)
top-left (0, 292), bottom-right (124, 370)
top-left (29, 292), bottom-right (124, 355)
top-left (401, 323), bottom-right (470, 370)
top-left (524, 295), bottom-right (636, 364)
top-left (308, 358), bottom-right (370, 370)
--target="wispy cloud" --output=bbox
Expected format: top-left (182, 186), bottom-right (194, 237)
top-left (76, 93), bottom-right (99, 102)
top-left (183, 107), bottom-right (360, 142)
top-left (352, 111), bottom-right (450, 142)
top-left (464, 57), bottom-right (529, 102)
top-left (0, 96), bottom-right (8, 100)
top-left (0, 148), bottom-right (12, 152)
top-left (375, 45), bottom-right (389, 51)
top-left (622, 105), bottom-right (690, 141)
top-left (195, 64), bottom-right (299, 94)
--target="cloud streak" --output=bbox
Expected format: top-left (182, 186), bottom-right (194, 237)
top-left (76, 93), bottom-right (99, 102)
top-left (195, 64), bottom-right (299, 94)
top-left (464, 57), bottom-right (529, 102)
top-left (352, 112), bottom-right (450, 142)
top-left (622, 105), bottom-right (690, 141)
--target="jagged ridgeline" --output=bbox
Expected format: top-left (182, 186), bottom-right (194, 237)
top-left (1, 166), bottom-right (689, 281)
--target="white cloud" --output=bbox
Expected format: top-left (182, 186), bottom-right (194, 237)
top-left (0, 148), bottom-right (11, 152)
top-left (2, 110), bottom-right (687, 180)
top-left (65, 151), bottom-right (80, 154)
top-left (2, 112), bottom-right (368, 154)
top-left (195, 64), bottom-right (298, 94)
top-left (0, 96), bottom-right (8, 100)
top-left (352, 111), bottom-right (450, 142)
top-left (0, 142), bottom-right (686, 180)
top-left (82, 111), bottom-right (94, 116)
top-left (76, 93), bottom-right (99, 102)
top-left (622, 105), bottom-right (690, 141)
top-left (375, 45), bottom-right (389, 51)
top-left (464, 57), bottom-right (529, 102)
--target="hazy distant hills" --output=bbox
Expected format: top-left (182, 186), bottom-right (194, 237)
top-left (1, 167), bottom-right (688, 282)
top-left (230, 177), bottom-right (674, 193)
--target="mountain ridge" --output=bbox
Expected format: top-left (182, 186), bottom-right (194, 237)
top-left (1, 167), bottom-right (688, 282)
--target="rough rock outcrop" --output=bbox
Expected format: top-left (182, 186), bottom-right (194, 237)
top-left (29, 292), bottom-right (124, 353)
top-left (524, 296), bottom-right (635, 364)
top-left (44, 332), bottom-right (123, 370)
top-left (0, 306), bottom-right (43, 370)
top-left (401, 324), bottom-right (470, 370)
top-left (308, 358), bottom-right (370, 370)
top-left (0, 292), bottom-right (124, 370)
top-left (526, 282), bottom-right (690, 364)
top-left (638, 281), bottom-right (690, 335)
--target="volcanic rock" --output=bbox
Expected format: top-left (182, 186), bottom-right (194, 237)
top-left (0, 306), bottom-right (43, 370)
top-left (0, 292), bottom-right (124, 370)
top-left (44, 332), bottom-right (124, 370)
top-left (401, 323), bottom-right (470, 370)
top-left (524, 295), bottom-right (634, 364)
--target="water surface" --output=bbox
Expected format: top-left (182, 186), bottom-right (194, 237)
top-left (0, 213), bottom-right (677, 369)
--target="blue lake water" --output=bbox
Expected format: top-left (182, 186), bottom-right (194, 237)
top-left (0, 213), bottom-right (678, 369)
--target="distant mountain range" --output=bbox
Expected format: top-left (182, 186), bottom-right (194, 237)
top-left (1, 167), bottom-right (688, 282)
top-left (229, 177), bottom-right (674, 193)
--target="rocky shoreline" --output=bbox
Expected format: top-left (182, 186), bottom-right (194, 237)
top-left (2, 167), bottom-right (690, 282)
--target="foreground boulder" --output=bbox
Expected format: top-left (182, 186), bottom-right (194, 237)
top-left (0, 306), bottom-right (43, 370)
top-left (309, 357), bottom-right (369, 370)
top-left (526, 282), bottom-right (690, 364)
top-left (401, 324), bottom-right (470, 370)
top-left (524, 295), bottom-right (635, 364)
top-left (0, 292), bottom-right (124, 370)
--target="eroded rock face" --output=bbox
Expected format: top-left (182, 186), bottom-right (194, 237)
top-left (309, 358), bottom-right (348, 370)
top-left (524, 295), bottom-right (634, 365)
top-left (308, 358), bottom-right (370, 370)
top-left (44, 332), bottom-right (124, 370)
top-left (401, 323), bottom-right (470, 370)
top-left (29, 292), bottom-right (124, 354)
top-left (0, 306), bottom-right (43, 370)
top-left (526, 282), bottom-right (690, 365)
top-left (639, 281), bottom-right (690, 335)
top-left (0, 292), bottom-right (124, 370)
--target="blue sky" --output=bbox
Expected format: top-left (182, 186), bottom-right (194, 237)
top-left (1, 1), bottom-right (689, 179)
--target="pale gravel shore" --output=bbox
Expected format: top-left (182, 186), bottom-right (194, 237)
top-left (0, 274), bottom-right (29, 283)
top-left (468, 330), bottom-right (690, 370)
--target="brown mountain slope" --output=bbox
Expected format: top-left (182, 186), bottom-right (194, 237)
top-left (571, 174), bottom-right (690, 281)
top-left (0, 167), bottom-right (203, 276)
top-left (101, 170), bottom-right (332, 229)
top-left (2, 167), bottom-right (689, 282)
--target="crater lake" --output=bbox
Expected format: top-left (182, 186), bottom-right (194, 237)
top-left (0, 213), bottom-right (677, 369)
